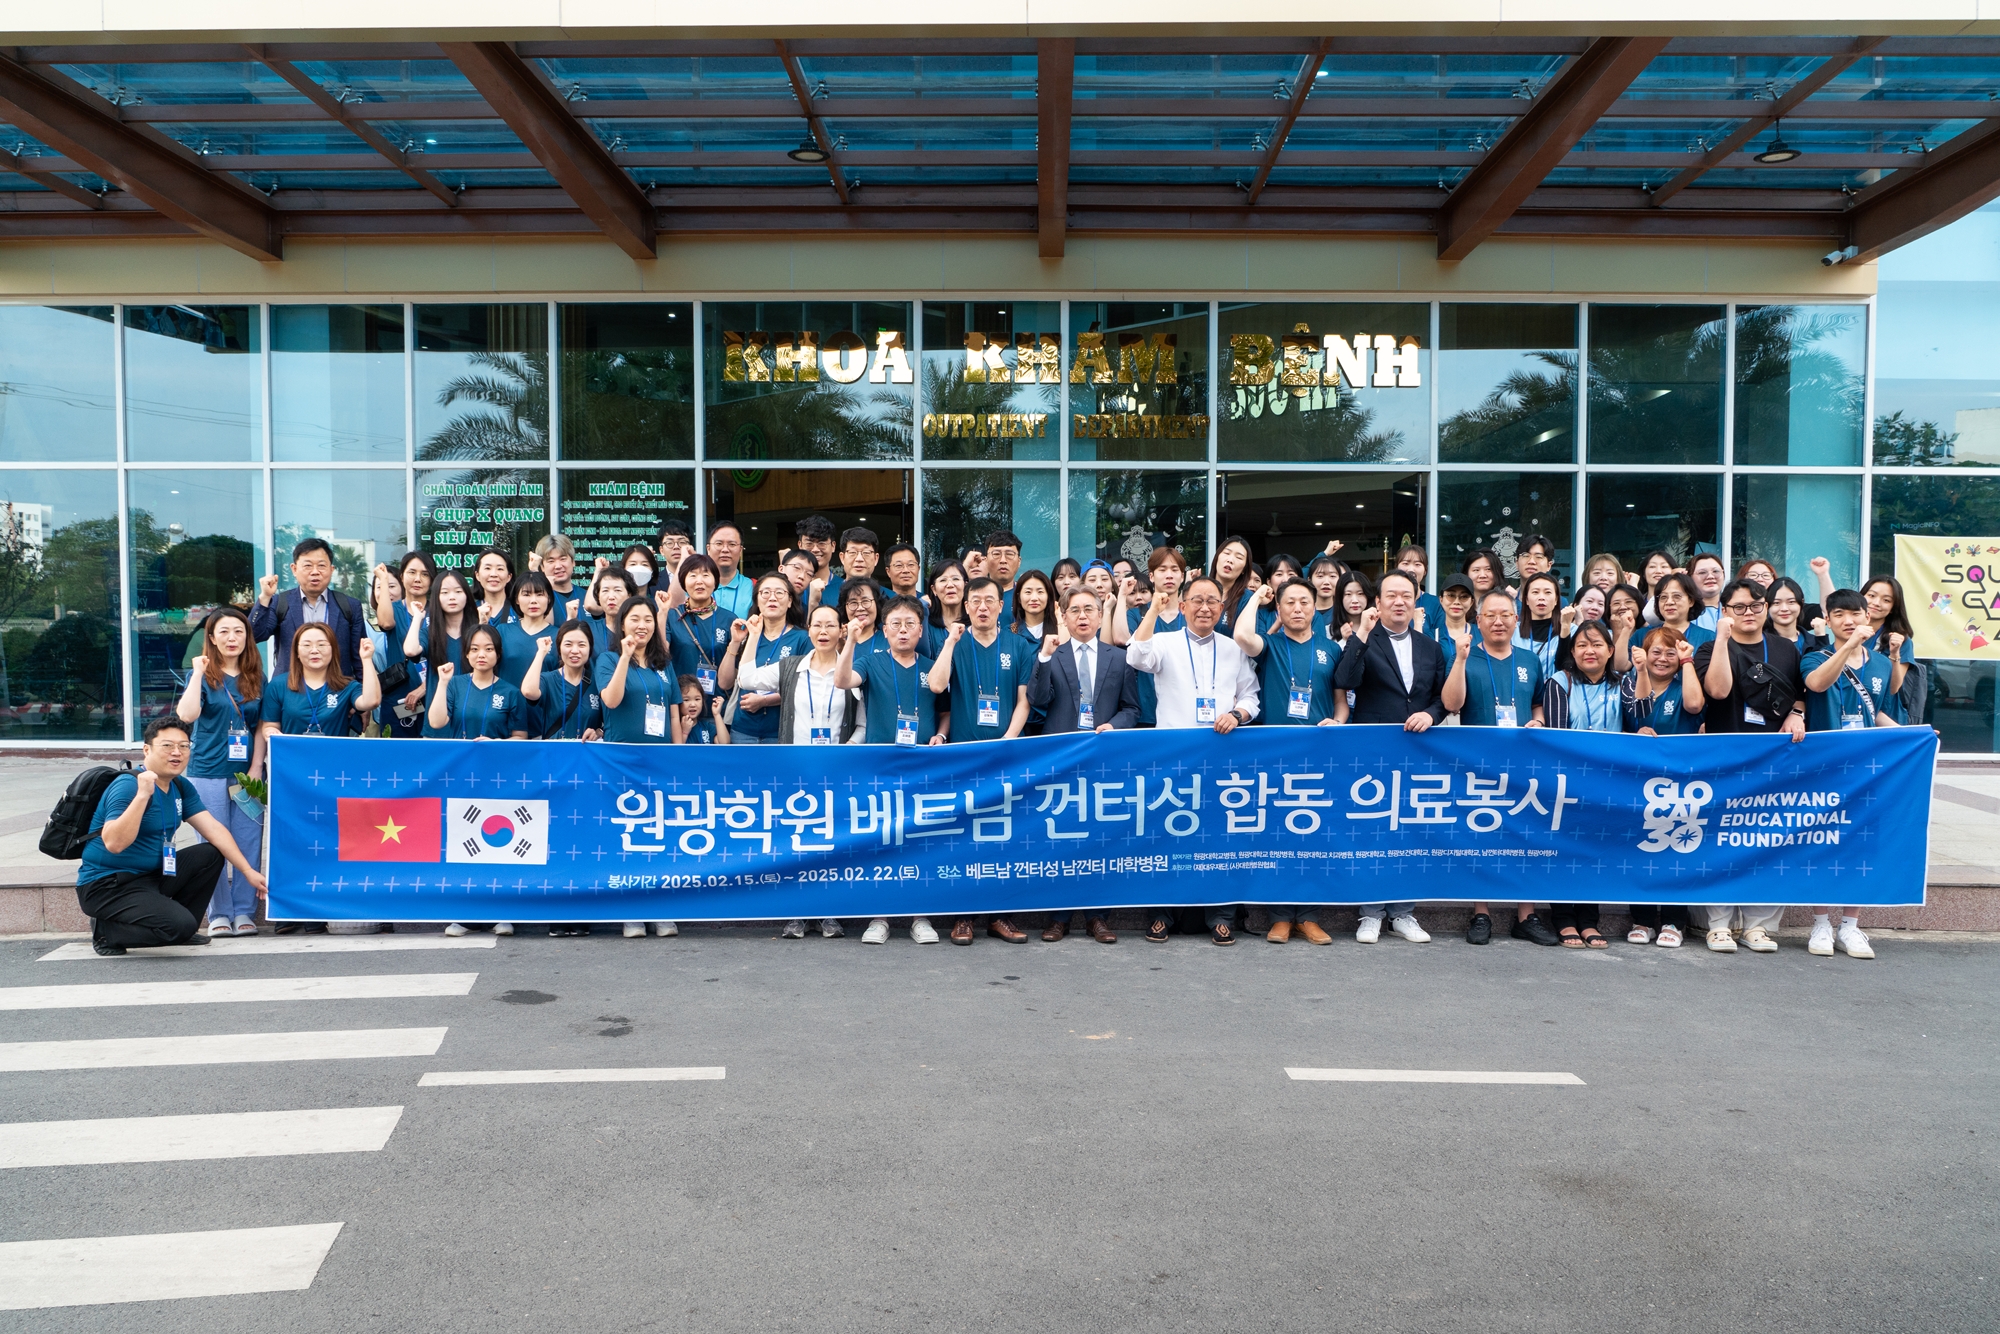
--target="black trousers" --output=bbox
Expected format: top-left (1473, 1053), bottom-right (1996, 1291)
top-left (1547, 902), bottom-right (1601, 932)
top-left (77, 843), bottom-right (225, 948)
top-left (1629, 904), bottom-right (1691, 931)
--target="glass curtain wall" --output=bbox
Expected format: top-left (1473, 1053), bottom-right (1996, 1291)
top-left (0, 291), bottom-right (1923, 743)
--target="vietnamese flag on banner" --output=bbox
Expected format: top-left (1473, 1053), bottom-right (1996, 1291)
top-left (337, 798), bottom-right (442, 862)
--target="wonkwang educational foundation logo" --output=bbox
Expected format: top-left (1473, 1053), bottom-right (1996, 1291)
top-left (1637, 778), bottom-right (1712, 854)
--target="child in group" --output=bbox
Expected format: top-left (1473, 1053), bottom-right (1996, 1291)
top-left (673, 674), bottom-right (730, 744)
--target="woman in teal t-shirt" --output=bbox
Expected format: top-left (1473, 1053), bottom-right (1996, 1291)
top-left (595, 595), bottom-right (679, 942)
top-left (172, 605), bottom-right (266, 937)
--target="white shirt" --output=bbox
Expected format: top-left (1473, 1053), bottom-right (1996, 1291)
top-left (1386, 628), bottom-right (1416, 692)
top-left (739, 657), bottom-right (854, 744)
top-left (1126, 627), bottom-right (1260, 728)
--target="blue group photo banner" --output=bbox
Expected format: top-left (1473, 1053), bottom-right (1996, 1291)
top-left (265, 726), bottom-right (1937, 921)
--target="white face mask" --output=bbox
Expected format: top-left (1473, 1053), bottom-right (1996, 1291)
top-left (626, 566), bottom-right (653, 587)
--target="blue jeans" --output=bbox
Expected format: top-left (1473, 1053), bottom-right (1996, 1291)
top-left (188, 775), bottom-right (262, 921)
top-left (1359, 901), bottom-right (1415, 920)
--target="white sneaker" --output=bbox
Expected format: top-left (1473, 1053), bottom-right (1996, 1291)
top-left (444, 922), bottom-right (469, 937)
top-left (1837, 923), bottom-right (1875, 959)
top-left (622, 921), bottom-right (646, 938)
top-left (819, 918), bottom-right (845, 938)
top-left (1355, 916), bottom-right (1382, 944)
top-left (1705, 928), bottom-right (1736, 953)
top-left (494, 922), bottom-right (514, 936)
top-left (1389, 914), bottom-right (1431, 943)
top-left (653, 922), bottom-right (678, 937)
top-left (910, 917), bottom-right (939, 944)
top-left (1742, 927), bottom-right (1779, 953)
top-left (1807, 921), bottom-right (1835, 956)
top-left (780, 919), bottom-right (806, 938)
top-left (232, 915), bottom-right (258, 935)
top-left (207, 918), bottom-right (233, 938)
top-left (863, 918), bottom-right (890, 944)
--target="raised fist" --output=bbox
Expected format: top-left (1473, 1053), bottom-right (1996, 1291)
top-left (190, 655), bottom-right (209, 676)
top-left (1324, 539), bottom-right (1344, 556)
top-left (436, 661), bottom-right (454, 682)
top-left (947, 621), bottom-right (964, 643)
top-left (1357, 607), bottom-right (1381, 640)
top-left (1042, 634), bottom-right (1060, 658)
top-left (535, 636), bottom-right (553, 656)
top-left (358, 639), bottom-right (374, 662)
top-left (259, 573), bottom-right (279, 602)
top-left (1809, 556), bottom-right (1830, 575)
top-left (1119, 576), bottom-right (1138, 602)
top-left (594, 556), bottom-right (610, 572)
top-left (1675, 640), bottom-right (1695, 664)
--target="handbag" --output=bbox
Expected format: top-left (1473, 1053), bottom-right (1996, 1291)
top-left (375, 659), bottom-right (410, 695)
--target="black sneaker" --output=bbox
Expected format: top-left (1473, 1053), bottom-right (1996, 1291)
top-left (1465, 912), bottom-right (1493, 946)
top-left (181, 933), bottom-right (211, 946)
top-left (92, 938), bottom-right (126, 956)
top-left (1512, 912), bottom-right (1562, 947)
top-left (1146, 917), bottom-right (1170, 943)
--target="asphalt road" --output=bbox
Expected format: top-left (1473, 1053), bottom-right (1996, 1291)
top-left (2, 926), bottom-right (1996, 1334)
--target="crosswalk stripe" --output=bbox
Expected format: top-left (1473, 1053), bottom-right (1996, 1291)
top-left (1285, 1067), bottom-right (1585, 1085)
top-left (0, 974), bottom-right (479, 1010)
top-left (0, 1222), bottom-right (344, 1310)
top-left (0, 1028), bottom-right (449, 1072)
top-left (419, 1066), bottom-right (725, 1086)
top-left (0, 1107), bottom-right (404, 1168)
top-left (39, 936), bottom-right (496, 962)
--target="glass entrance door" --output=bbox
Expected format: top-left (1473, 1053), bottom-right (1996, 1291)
top-left (706, 468), bottom-right (913, 573)
top-left (1219, 470), bottom-right (1425, 580)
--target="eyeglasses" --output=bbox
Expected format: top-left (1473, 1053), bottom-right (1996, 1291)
top-left (1724, 601), bottom-right (1765, 614)
top-left (1184, 596), bottom-right (1223, 607)
top-left (151, 741), bottom-right (191, 753)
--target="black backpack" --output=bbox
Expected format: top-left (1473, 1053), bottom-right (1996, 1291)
top-left (39, 762), bottom-right (134, 860)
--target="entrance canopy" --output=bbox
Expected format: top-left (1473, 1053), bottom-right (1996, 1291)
top-left (1, 33), bottom-right (1998, 264)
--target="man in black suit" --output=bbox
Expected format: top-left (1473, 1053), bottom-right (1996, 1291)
top-left (1027, 588), bottom-right (1139, 943)
top-left (1329, 569), bottom-right (1448, 946)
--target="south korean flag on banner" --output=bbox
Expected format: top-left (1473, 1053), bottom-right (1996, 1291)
top-left (445, 798), bottom-right (549, 865)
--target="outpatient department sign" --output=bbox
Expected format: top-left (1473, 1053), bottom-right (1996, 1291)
top-left (265, 728), bottom-right (1935, 923)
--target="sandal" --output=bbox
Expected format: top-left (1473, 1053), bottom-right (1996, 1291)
top-left (1558, 927), bottom-right (1585, 949)
top-left (1656, 926), bottom-right (1683, 948)
top-left (1627, 925), bottom-right (1653, 944)
top-left (1580, 928), bottom-right (1609, 950)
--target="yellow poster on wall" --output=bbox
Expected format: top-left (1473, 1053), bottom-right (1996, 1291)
top-left (1895, 534), bottom-right (2000, 661)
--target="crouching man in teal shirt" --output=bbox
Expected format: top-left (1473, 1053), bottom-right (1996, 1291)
top-left (77, 716), bottom-right (268, 956)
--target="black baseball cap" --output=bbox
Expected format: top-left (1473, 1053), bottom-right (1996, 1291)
top-left (1440, 574), bottom-right (1476, 596)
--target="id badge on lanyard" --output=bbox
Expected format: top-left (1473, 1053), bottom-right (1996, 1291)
top-left (895, 713), bottom-right (918, 746)
top-left (1288, 687), bottom-right (1311, 719)
top-left (695, 666), bottom-right (717, 696)
top-left (810, 726), bottom-right (834, 745)
top-left (1077, 699), bottom-right (1094, 731)
top-left (1841, 708), bottom-right (1865, 730)
top-left (1194, 697), bottom-right (1218, 724)
top-left (226, 727), bottom-right (250, 761)
top-left (1495, 704), bottom-right (1519, 728)
top-left (643, 679), bottom-right (668, 737)
top-left (977, 693), bottom-right (1000, 728)
top-left (1743, 705), bottom-right (1766, 725)
top-left (161, 842), bottom-right (177, 875)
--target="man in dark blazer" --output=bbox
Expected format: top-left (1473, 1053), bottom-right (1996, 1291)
top-left (250, 536), bottom-right (367, 678)
top-left (1027, 588), bottom-right (1139, 943)
top-left (1332, 569), bottom-right (1447, 729)
top-left (1330, 568), bottom-right (1448, 946)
